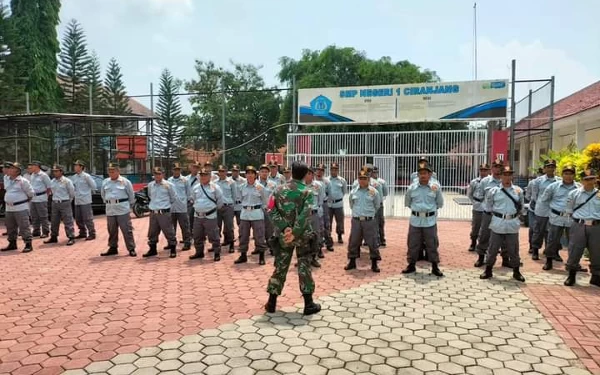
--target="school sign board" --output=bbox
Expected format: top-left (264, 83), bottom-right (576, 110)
top-left (298, 79), bottom-right (508, 124)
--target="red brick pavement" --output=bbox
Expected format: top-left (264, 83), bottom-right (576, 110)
top-left (0, 215), bottom-right (595, 374)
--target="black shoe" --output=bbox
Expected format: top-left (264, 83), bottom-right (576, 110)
top-left (1, 241), bottom-right (18, 252)
top-left (143, 245), bottom-right (158, 258)
top-left (564, 270), bottom-right (577, 286)
top-left (189, 251), bottom-right (205, 260)
top-left (22, 242), bottom-right (33, 253)
top-left (43, 236), bottom-right (58, 244)
top-left (85, 235), bottom-right (95, 241)
top-left (302, 294), bottom-right (321, 316)
top-left (311, 258), bottom-right (321, 268)
top-left (326, 246), bottom-right (334, 252)
top-left (214, 254), bottom-right (221, 262)
top-left (337, 235), bottom-right (343, 244)
top-left (480, 266), bottom-right (493, 279)
top-left (576, 264), bottom-right (588, 273)
top-left (163, 245), bottom-right (170, 250)
top-left (317, 250), bottom-right (324, 259)
top-left (402, 263), bottom-right (416, 274)
top-left (528, 247), bottom-right (533, 254)
top-left (128, 249), bottom-right (137, 257)
top-left (590, 275), bottom-right (600, 287)
top-left (380, 242), bottom-right (386, 248)
top-left (182, 243), bottom-right (191, 251)
top-left (362, 241), bottom-right (368, 246)
top-left (531, 248), bottom-right (539, 261)
top-left (468, 240), bottom-right (477, 252)
top-left (169, 246), bottom-right (177, 258)
top-left (75, 233), bottom-right (87, 239)
top-left (431, 263), bottom-right (444, 277)
top-left (265, 293), bottom-right (277, 313)
top-left (501, 258), bottom-right (511, 268)
top-left (101, 248), bottom-right (118, 256)
top-left (513, 267), bottom-right (525, 282)
top-left (554, 254), bottom-right (563, 262)
top-left (542, 258), bottom-right (553, 271)
top-left (259, 252), bottom-right (266, 265)
top-left (371, 259), bottom-right (380, 273)
top-left (235, 253), bottom-right (248, 264)
top-left (228, 244), bottom-right (234, 253)
top-left (344, 258), bottom-right (357, 271)
top-left (40, 233), bottom-right (49, 239)
top-left (474, 254), bottom-right (485, 267)
top-left (66, 238), bottom-right (75, 246)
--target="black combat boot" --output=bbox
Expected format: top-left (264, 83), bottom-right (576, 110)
top-left (143, 244), bottom-right (158, 258)
top-left (258, 252), bottom-right (266, 265)
top-left (468, 238), bottom-right (477, 252)
top-left (337, 234), bottom-right (343, 244)
top-left (542, 257), bottom-right (553, 271)
top-left (228, 243), bottom-right (234, 253)
top-left (265, 293), bottom-right (277, 313)
top-left (43, 236), bottom-right (58, 244)
top-left (590, 275), bottom-right (600, 287)
top-left (564, 270), bottom-right (577, 286)
top-left (189, 248), bottom-right (205, 260)
top-left (22, 241), bottom-right (33, 253)
top-left (302, 294), bottom-right (321, 316)
top-left (169, 245), bottom-right (177, 258)
top-left (214, 252), bottom-right (221, 262)
top-left (182, 243), bottom-right (191, 251)
top-left (100, 247), bottom-right (118, 256)
top-left (344, 258), bottom-right (357, 270)
top-left (75, 233), bottom-right (87, 239)
top-left (128, 249), bottom-right (137, 257)
top-left (1, 240), bottom-right (17, 251)
top-left (66, 238), bottom-right (75, 246)
top-left (311, 258), bottom-right (321, 268)
top-left (554, 251), bottom-right (563, 262)
top-left (480, 265), bottom-right (493, 279)
top-left (431, 263), bottom-right (444, 277)
top-left (513, 267), bottom-right (525, 282)
top-left (234, 253), bottom-right (247, 264)
top-left (531, 248), bottom-right (539, 260)
top-left (402, 263), bottom-right (416, 274)
top-left (371, 259), bottom-right (380, 273)
top-left (380, 239), bottom-right (386, 247)
top-left (474, 254), bottom-right (485, 267)
top-left (317, 249), bottom-right (324, 259)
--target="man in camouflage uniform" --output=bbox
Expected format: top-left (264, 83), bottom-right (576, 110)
top-left (265, 161), bottom-right (321, 316)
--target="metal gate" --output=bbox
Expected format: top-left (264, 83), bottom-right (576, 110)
top-left (287, 129), bottom-right (487, 220)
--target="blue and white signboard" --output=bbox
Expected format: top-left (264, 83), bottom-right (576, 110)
top-left (298, 79), bottom-right (508, 124)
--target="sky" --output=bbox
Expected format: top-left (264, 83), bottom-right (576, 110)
top-left (56, 0), bottom-right (600, 114)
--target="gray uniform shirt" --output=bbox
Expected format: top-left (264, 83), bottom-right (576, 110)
top-left (71, 171), bottom-right (96, 205)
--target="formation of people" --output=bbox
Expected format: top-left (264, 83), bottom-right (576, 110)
top-left (468, 159), bottom-right (599, 287)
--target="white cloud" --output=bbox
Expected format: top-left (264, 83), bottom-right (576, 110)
top-left (461, 37), bottom-right (600, 102)
top-left (144, 0), bottom-right (193, 18)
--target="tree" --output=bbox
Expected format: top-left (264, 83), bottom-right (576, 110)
top-left (0, 2), bottom-right (24, 113)
top-left (155, 68), bottom-right (185, 173)
top-left (102, 58), bottom-right (130, 115)
top-left (59, 19), bottom-right (90, 113)
top-left (9, 0), bottom-right (62, 112)
top-left (185, 61), bottom-right (281, 167)
top-left (84, 51), bottom-right (103, 114)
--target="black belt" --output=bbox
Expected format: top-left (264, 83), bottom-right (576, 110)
top-left (412, 211), bottom-right (435, 218)
top-left (105, 198), bottom-right (129, 204)
top-left (195, 208), bottom-right (217, 217)
top-left (353, 216), bottom-right (373, 221)
top-left (551, 209), bottom-right (570, 217)
top-left (35, 191), bottom-right (46, 196)
top-left (473, 197), bottom-right (483, 202)
top-left (243, 205), bottom-right (262, 210)
top-left (235, 201), bottom-right (242, 204)
top-left (223, 203), bottom-right (233, 206)
top-left (484, 211), bottom-right (492, 215)
top-left (151, 209), bottom-right (170, 214)
top-left (6, 199), bottom-right (29, 206)
top-left (492, 212), bottom-right (518, 220)
top-left (332, 198), bottom-right (343, 203)
top-left (53, 199), bottom-right (70, 203)
top-left (574, 219), bottom-right (600, 226)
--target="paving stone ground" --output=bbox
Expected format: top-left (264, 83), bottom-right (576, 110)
top-left (1, 215), bottom-right (599, 375)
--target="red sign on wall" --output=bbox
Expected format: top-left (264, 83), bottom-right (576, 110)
top-left (265, 153), bottom-right (284, 166)
top-left (116, 136), bottom-right (148, 159)
top-left (491, 130), bottom-right (508, 164)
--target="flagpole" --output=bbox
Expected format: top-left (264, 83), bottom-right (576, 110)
top-left (473, 2), bottom-right (478, 80)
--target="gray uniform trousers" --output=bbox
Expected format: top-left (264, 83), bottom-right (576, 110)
top-left (50, 201), bottom-right (75, 238)
top-left (74, 204), bottom-right (96, 237)
top-left (348, 217), bottom-right (380, 260)
top-left (107, 213), bottom-right (136, 251)
top-left (263, 209), bottom-right (274, 241)
top-left (187, 203), bottom-right (195, 229)
top-left (486, 231), bottom-right (520, 268)
top-left (470, 210), bottom-right (483, 241)
top-left (376, 205), bottom-right (386, 244)
top-left (477, 213), bottom-right (509, 259)
top-left (30, 201), bottom-right (50, 235)
top-left (566, 221), bottom-right (600, 275)
top-left (310, 211), bottom-right (322, 258)
top-left (234, 210), bottom-right (241, 227)
top-left (171, 212), bottom-right (191, 245)
top-left (328, 206), bottom-right (345, 235)
top-left (217, 205), bottom-right (235, 244)
top-left (407, 224), bottom-right (440, 264)
top-left (531, 215), bottom-right (549, 250)
top-left (6, 210), bottom-right (32, 242)
top-left (148, 212), bottom-right (176, 246)
top-left (193, 216), bottom-right (220, 254)
top-left (545, 224), bottom-right (569, 259)
top-left (239, 219), bottom-right (267, 254)
top-left (321, 202), bottom-right (334, 248)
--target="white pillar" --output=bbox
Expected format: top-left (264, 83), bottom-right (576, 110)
top-left (532, 136), bottom-right (541, 168)
top-left (519, 140), bottom-right (528, 175)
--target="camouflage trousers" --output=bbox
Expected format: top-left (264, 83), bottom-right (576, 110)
top-left (267, 242), bottom-right (315, 296)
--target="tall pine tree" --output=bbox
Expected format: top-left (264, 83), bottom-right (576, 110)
top-left (59, 19), bottom-right (90, 113)
top-left (84, 51), bottom-right (103, 114)
top-left (156, 69), bottom-right (185, 172)
top-left (9, 0), bottom-right (62, 112)
top-left (102, 58), bottom-right (130, 115)
top-left (0, 3), bottom-right (23, 113)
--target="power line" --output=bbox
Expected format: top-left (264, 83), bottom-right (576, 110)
top-left (128, 87), bottom-right (293, 99)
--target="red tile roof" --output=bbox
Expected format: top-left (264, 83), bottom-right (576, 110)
top-left (515, 80), bottom-right (600, 133)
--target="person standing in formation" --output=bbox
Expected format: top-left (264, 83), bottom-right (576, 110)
top-left (143, 167), bottom-right (178, 259)
top-left (371, 166), bottom-right (388, 247)
top-left (258, 164), bottom-right (278, 253)
top-left (467, 164), bottom-right (491, 252)
top-left (235, 166), bottom-right (268, 265)
top-left (564, 168), bottom-right (600, 287)
top-left (189, 168), bottom-right (223, 261)
top-left (1, 162), bottom-right (34, 253)
top-left (403, 160), bottom-right (444, 277)
top-left (231, 164), bottom-right (246, 230)
top-left (44, 164), bottom-right (76, 246)
top-left (27, 161), bottom-right (51, 238)
top-left (167, 163), bottom-right (192, 251)
top-left (265, 161), bottom-right (320, 316)
top-left (282, 166), bottom-right (292, 183)
top-left (315, 164), bottom-right (334, 251)
top-left (305, 166), bottom-right (325, 267)
top-left (71, 160), bottom-right (97, 241)
top-left (216, 165), bottom-right (238, 253)
top-left (327, 162), bottom-right (347, 245)
top-left (526, 167), bottom-right (544, 249)
top-left (187, 162), bottom-right (201, 229)
top-left (100, 163), bottom-right (136, 257)
top-left (268, 160), bottom-right (286, 186)
top-left (530, 159), bottom-right (561, 260)
top-left (345, 170), bottom-right (382, 273)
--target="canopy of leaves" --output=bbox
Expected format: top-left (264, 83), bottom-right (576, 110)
top-left (59, 19), bottom-right (90, 113)
top-left (155, 68), bottom-right (185, 173)
top-left (103, 58), bottom-right (130, 115)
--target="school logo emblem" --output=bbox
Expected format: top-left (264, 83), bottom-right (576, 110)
top-left (310, 95), bottom-right (332, 116)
